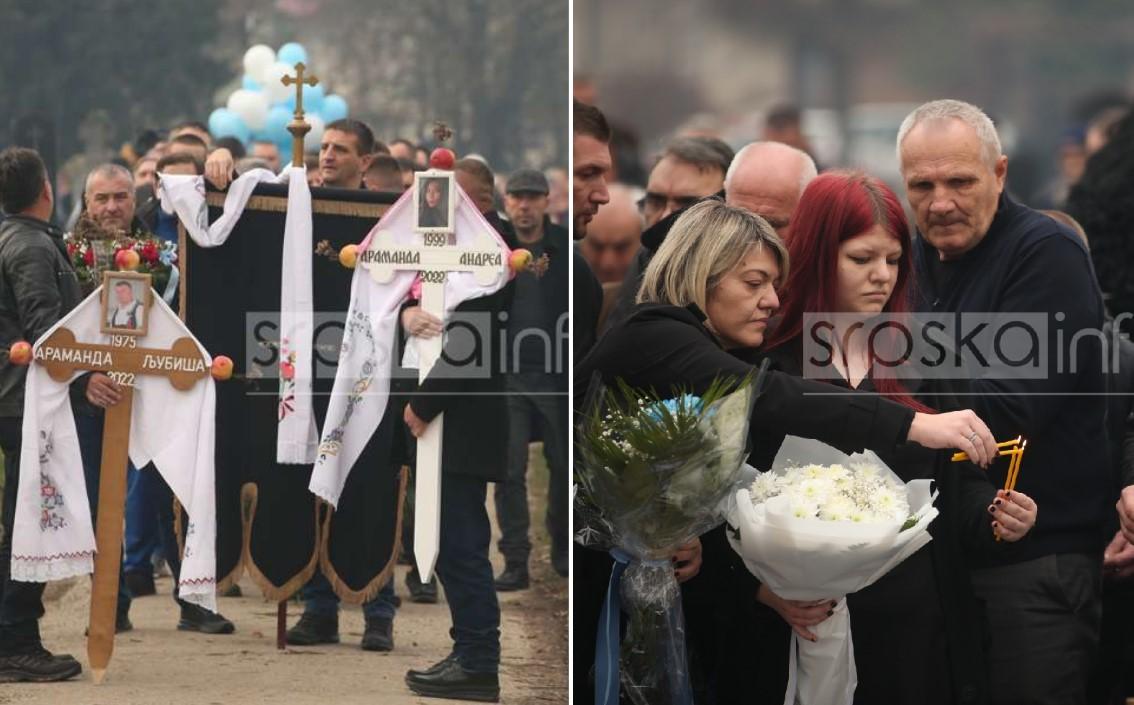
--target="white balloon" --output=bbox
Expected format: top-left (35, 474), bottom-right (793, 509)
top-left (243, 44), bottom-right (277, 84)
top-left (227, 89), bottom-right (270, 131)
top-left (262, 61), bottom-right (295, 104)
top-left (304, 115), bottom-right (326, 152)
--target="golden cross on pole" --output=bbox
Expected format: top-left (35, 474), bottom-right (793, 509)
top-left (280, 62), bottom-right (320, 168)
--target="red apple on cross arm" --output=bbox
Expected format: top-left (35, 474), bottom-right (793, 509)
top-left (211, 355), bottom-right (234, 381)
top-left (509, 248), bottom-right (533, 274)
top-left (429, 148), bottom-right (455, 170)
top-left (8, 340), bottom-right (32, 366)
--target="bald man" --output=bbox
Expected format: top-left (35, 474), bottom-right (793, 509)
top-left (579, 183), bottom-right (642, 285)
top-left (604, 140), bottom-right (816, 331)
top-left (724, 141), bottom-right (816, 242)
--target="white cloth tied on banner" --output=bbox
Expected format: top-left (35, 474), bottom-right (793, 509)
top-left (310, 188), bottom-right (512, 507)
top-left (11, 291), bottom-right (219, 613)
top-left (161, 167), bottom-right (318, 464)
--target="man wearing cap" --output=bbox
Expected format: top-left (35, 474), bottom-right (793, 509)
top-left (493, 168), bottom-right (569, 589)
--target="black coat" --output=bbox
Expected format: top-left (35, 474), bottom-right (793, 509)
top-left (573, 246), bottom-right (603, 362)
top-left (573, 303), bottom-right (919, 704)
top-left (0, 215), bottom-right (83, 417)
top-left (407, 281), bottom-right (514, 482)
top-left (520, 217), bottom-right (569, 387)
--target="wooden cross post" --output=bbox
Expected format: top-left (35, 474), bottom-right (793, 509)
top-left (362, 220), bottom-right (505, 581)
top-left (33, 273), bottom-right (210, 684)
top-left (281, 62), bottom-right (319, 168)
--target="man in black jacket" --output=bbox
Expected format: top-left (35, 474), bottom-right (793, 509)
top-left (901, 99), bottom-right (1110, 705)
top-left (400, 256), bottom-right (515, 703)
top-left (0, 148), bottom-right (85, 682)
top-left (492, 169), bottom-right (569, 589)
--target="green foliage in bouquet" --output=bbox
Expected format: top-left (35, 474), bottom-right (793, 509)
top-left (575, 371), bottom-right (759, 557)
top-left (67, 215), bottom-right (177, 296)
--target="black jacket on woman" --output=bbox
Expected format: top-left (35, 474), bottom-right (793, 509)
top-left (759, 334), bottom-right (1003, 705)
top-left (573, 303), bottom-right (919, 704)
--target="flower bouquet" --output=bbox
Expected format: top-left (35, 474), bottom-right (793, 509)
top-left (574, 364), bottom-right (765, 705)
top-left (725, 436), bottom-right (939, 705)
top-left (66, 215), bottom-right (178, 301)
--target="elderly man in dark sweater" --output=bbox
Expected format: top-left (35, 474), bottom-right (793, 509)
top-left (901, 99), bottom-right (1110, 705)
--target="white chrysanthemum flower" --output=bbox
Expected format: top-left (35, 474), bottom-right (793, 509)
top-left (848, 508), bottom-right (875, 523)
top-left (749, 472), bottom-right (782, 504)
top-left (852, 462), bottom-right (881, 482)
top-left (790, 477), bottom-right (835, 505)
top-left (801, 464), bottom-right (827, 479)
top-left (869, 486), bottom-right (909, 522)
top-left (790, 500), bottom-right (820, 519)
top-left (818, 494), bottom-right (857, 521)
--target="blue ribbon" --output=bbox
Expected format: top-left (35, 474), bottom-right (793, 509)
top-left (595, 548), bottom-right (631, 705)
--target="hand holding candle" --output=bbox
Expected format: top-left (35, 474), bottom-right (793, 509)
top-left (988, 489), bottom-right (1037, 542)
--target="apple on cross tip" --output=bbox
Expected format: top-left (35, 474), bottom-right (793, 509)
top-left (429, 148), bottom-right (455, 170)
top-left (509, 248), bottom-right (533, 274)
top-left (115, 249), bottom-right (141, 271)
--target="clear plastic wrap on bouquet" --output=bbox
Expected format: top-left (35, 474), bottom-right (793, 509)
top-left (724, 436), bottom-right (939, 705)
top-left (574, 364), bottom-right (765, 705)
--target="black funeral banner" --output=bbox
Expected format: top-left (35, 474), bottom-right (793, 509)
top-left (182, 182), bottom-right (405, 602)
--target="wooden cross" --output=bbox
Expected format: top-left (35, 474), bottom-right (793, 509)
top-left (280, 62), bottom-right (320, 168)
top-left (362, 216), bottom-right (505, 581)
top-left (34, 273), bottom-right (210, 684)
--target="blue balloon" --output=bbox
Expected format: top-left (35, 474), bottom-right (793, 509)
top-left (277, 42), bottom-right (308, 67)
top-left (242, 74), bottom-right (261, 91)
top-left (208, 107), bottom-right (250, 144)
top-left (320, 94), bottom-right (348, 123)
top-left (263, 105), bottom-right (293, 144)
top-left (284, 82), bottom-right (324, 114)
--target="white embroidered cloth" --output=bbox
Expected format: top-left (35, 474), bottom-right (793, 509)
top-left (310, 188), bottom-right (512, 507)
top-left (161, 167), bottom-right (318, 464)
top-left (11, 290), bottom-right (219, 612)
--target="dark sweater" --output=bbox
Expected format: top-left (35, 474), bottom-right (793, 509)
top-left (913, 194), bottom-right (1111, 564)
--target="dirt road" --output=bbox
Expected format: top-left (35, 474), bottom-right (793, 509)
top-left (1, 450), bottom-right (567, 705)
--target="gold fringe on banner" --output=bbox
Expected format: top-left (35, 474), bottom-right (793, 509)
top-left (239, 482), bottom-right (322, 602)
top-left (320, 466), bottom-right (409, 606)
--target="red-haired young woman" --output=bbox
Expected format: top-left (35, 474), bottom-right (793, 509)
top-left (757, 171), bottom-right (1038, 705)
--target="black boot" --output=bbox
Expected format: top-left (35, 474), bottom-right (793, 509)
top-left (405, 658), bottom-right (500, 702)
top-left (285, 611), bottom-right (339, 645)
top-left (0, 646), bottom-right (82, 683)
top-left (406, 567), bottom-right (439, 603)
top-left (494, 562), bottom-right (529, 592)
top-left (178, 604), bottom-right (235, 634)
top-left (360, 616), bottom-right (394, 651)
top-left (124, 570), bottom-right (156, 597)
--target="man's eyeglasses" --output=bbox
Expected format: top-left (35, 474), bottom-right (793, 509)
top-left (637, 192), bottom-right (701, 217)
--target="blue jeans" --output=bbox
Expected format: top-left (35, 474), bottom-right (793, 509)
top-left (124, 463), bottom-right (163, 574)
top-left (437, 473), bottom-right (500, 673)
top-left (301, 571), bottom-right (397, 621)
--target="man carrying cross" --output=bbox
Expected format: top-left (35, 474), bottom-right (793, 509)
top-left (312, 164), bottom-right (515, 701)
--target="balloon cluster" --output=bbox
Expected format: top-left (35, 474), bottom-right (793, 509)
top-left (208, 43), bottom-right (350, 154)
